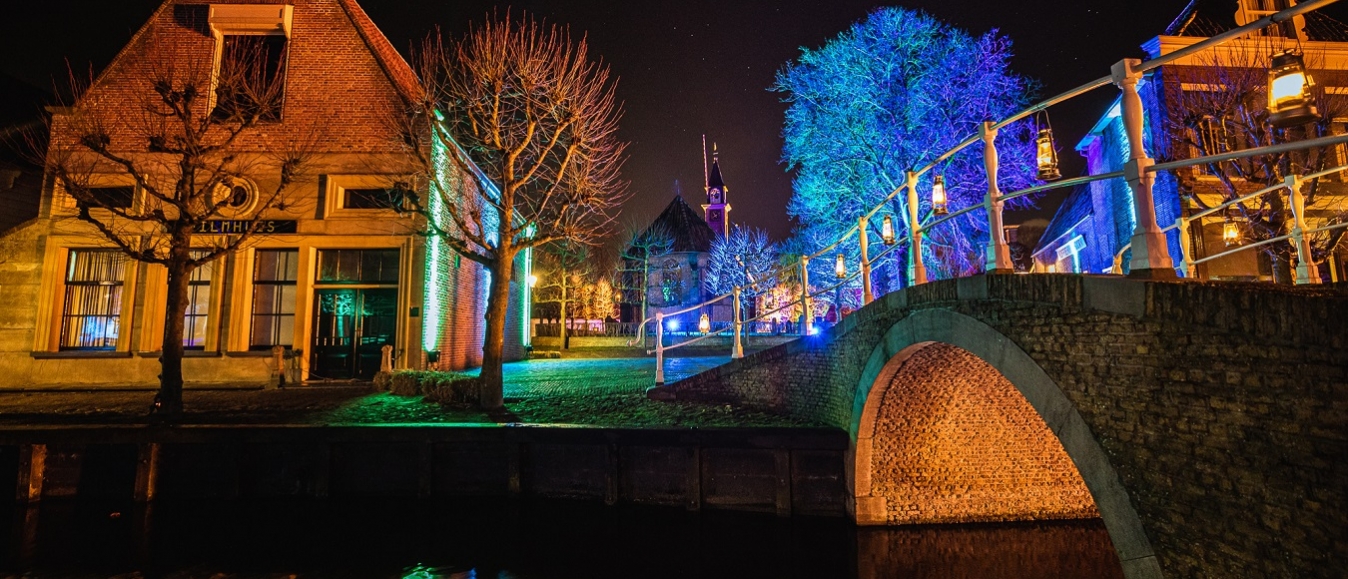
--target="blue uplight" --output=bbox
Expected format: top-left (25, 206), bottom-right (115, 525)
top-left (666, 319), bottom-right (680, 332)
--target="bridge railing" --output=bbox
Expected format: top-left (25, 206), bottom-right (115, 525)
top-left (635, 0), bottom-right (1343, 384)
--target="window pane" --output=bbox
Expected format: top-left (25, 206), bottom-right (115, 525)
top-left (61, 251), bottom-right (125, 350)
top-left (343, 188), bottom-right (398, 209)
top-left (254, 250), bottom-right (298, 281)
top-left (251, 249), bottom-right (297, 349)
top-left (215, 35), bottom-right (287, 122)
top-left (317, 249), bottom-right (399, 283)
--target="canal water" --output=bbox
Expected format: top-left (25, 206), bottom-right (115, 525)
top-left (3, 498), bottom-right (1124, 579)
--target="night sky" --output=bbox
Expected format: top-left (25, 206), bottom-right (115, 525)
top-left (6, 1), bottom-right (1348, 240)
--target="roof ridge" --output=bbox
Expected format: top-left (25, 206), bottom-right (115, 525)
top-left (335, 0), bottom-right (425, 104)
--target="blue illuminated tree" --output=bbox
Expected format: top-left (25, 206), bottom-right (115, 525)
top-left (706, 226), bottom-right (779, 300)
top-left (775, 8), bottom-right (1040, 282)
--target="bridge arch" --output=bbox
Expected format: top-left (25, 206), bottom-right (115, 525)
top-left (848, 309), bottom-right (1163, 579)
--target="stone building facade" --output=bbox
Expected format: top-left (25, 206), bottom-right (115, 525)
top-left (0, 0), bottom-right (525, 387)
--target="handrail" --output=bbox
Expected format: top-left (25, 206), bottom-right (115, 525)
top-left (1191, 221), bottom-right (1348, 266)
top-left (1135, 0), bottom-right (1339, 74)
top-left (1150, 133), bottom-right (1348, 173)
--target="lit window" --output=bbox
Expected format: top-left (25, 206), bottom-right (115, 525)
top-left (317, 249), bottom-right (400, 284)
top-left (250, 249), bottom-right (298, 350)
top-left (60, 250), bottom-right (127, 350)
top-left (184, 252), bottom-right (218, 350)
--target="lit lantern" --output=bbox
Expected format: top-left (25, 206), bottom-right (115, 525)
top-left (931, 175), bottom-right (948, 215)
top-left (527, 274), bottom-right (538, 287)
top-left (881, 215), bottom-right (896, 245)
top-left (835, 253), bottom-right (847, 279)
top-left (1035, 111), bottom-right (1061, 181)
top-left (698, 313), bottom-right (711, 334)
top-left (1267, 50), bottom-right (1318, 128)
top-left (1223, 217), bottom-right (1240, 246)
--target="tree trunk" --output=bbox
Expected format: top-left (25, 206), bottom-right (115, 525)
top-left (479, 254), bottom-right (514, 410)
top-left (157, 243), bottom-right (192, 417)
top-left (560, 279), bottom-right (569, 350)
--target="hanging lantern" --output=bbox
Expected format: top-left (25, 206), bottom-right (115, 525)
top-left (698, 312), bottom-right (711, 334)
top-left (1035, 111), bottom-right (1061, 181)
top-left (835, 253), bottom-right (847, 279)
top-left (1268, 50), bottom-right (1318, 128)
top-left (931, 175), bottom-right (948, 215)
top-left (527, 274), bottom-right (538, 288)
top-left (881, 215), bottom-right (896, 245)
top-left (1222, 216), bottom-right (1241, 246)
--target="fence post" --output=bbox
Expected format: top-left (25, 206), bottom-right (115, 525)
top-left (799, 256), bottom-right (812, 335)
top-left (655, 312), bottom-right (665, 384)
top-left (981, 121), bottom-right (1014, 273)
top-left (906, 170), bottom-right (927, 285)
top-left (858, 215), bottom-right (873, 304)
top-left (1176, 217), bottom-right (1197, 279)
top-left (1287, 175), bottom-right (1321, 285)
top-left (1113, 58), bottom-right (1176, 278)
top-left (732, 287), bottom-right (744, 359)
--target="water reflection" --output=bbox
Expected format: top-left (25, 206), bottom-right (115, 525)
top-left (3, 499), bottom-right (1122, 579)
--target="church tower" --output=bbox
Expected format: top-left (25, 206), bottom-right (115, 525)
top-left (702, 141), bottom-right (732, 237)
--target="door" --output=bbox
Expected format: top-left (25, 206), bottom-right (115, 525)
top-left (311, 288), bottom-right (397, 380)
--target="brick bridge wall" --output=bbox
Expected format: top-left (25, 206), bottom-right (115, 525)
top-left (652, 274), bottom-right (1347, 579)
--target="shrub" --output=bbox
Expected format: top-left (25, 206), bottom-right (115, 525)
top-left (424, 373), bottom-right (482, 406)
top-left (389, 371), bottom-right (423, 396)
top-left (372, 371), bottom-right (393, 391)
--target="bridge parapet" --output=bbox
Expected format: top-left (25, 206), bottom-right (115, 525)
top-left (651, 274), bottom-right (1347, 579)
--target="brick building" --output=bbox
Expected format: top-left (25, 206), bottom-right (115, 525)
top-left (0, 0), bottom-right (526, 387)
top-left (1035, 0), bottom-right (1348, 281)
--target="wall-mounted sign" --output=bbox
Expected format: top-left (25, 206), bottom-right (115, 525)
top-left (194, 220), bottom-right (298, 235)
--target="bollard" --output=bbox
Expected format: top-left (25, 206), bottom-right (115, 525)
top-left (655, 312), bottom-right (665, 385)
top-left (1176, 216), bottom-right (1197, 279)
top-left (380, 344), bottom-right (394, 373)
top-left (270, 345), bottom-right (286, 389)
top-left (732, 287), bottom-right (744, 359)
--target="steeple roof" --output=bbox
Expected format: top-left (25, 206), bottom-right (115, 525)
top-left (707, 154), bottom-right (725, 190)
top-left (643, 194), bottom-right (718, 253)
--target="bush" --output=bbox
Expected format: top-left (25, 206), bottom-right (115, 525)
top-left (372, 371), bottom-right (393, 391)
top-left (425, 374), bottom-right (482, 406)
top-left (389, 371), bottom-right (423, 396)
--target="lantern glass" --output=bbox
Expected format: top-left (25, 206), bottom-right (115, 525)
top-left (528, 274), bottom-right (538, 287)
top-left (1267, 50), bottom-right (1318, 128)
top-left (932, 175), bottom-right (948, 215)
top-left (1223, 219), bottom-right (1240, 246)
top-left (1036, 128), bottom-right (1061, 181)
top-left (698, 313), bottom-right (710, 334)
top-left (881, 215), bottom-right (895, 245)
top-left (835, 253), bottom-right (846, 279)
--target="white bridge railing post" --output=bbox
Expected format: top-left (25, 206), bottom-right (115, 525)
top-left (732, 287), bottom-right (744, 359)
top-left (981, 121), bottom-right (1014, 273)
top-left (799, 256), bottom-right (812, 335)
top-left (859, 215), bottom-right (873, 304)
top-left (1287, 175), bottom-right (1322, 285)
top-left (1176, 216), bottom-right (1197, 278)
top-left (906, 170), bottom-right (927, 285)
top-left (654, 312), bottom-right (665, 385)
top-left (1114, 58), bottom-right (1176, 278)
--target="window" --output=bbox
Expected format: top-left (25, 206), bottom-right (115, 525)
top-left (342, 188), bottom-right (402, 210)
top-left (214, 34), bottom-right (288, 122)
top-left (250, 249), bottom-right (298, 350)
top-left (316, 249), bottom-right (400, 284)
top-left (184, 253), bottom-right (218, 350)
top-left (60, 250), bottom-right (127, 350)
top-left (82, 186), bottom-right (135, 209)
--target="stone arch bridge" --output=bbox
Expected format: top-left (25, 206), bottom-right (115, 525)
top-left (649, 275), bottom-right (1346, 579)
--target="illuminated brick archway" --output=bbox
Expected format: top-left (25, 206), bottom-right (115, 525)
top-left (847, 308), bottom-right (1160, 578)
top-left (854, 341), bottom-right (1098, 524)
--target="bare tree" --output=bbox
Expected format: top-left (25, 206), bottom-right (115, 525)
top-left (395, 14), bottom-right (627, 408)
top-left (1163, 40), bottom-right (1348, 282)
top-left (533, 240), bottom-right (591, 349)
top-left (616, 220), bottom-right (673, 330)
top-left (37, 38), bottom-right (310, 415)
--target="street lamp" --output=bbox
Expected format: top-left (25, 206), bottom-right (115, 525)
top-left (931, 175), bottom-right (948, 215)
top-left (1035, 111), bottom-right (1061, 181)
top-left (698, 312), bottom-right (710, 334)
top-left (528, 274), bottom-right (538, 287)
top-left (881, 215), bottom-right (896, 245)
top-left (1268, 50), bottom-right (1318, 128)
top-left (835, 253), bottom-right (846, 279)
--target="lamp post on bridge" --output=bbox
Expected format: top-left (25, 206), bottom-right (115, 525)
top-left (859, 214), bottom-right (873, 304)
top-left (905, 170), bottom-right (927, 286)
top-left (981, 121), bottom-right (1014, 273)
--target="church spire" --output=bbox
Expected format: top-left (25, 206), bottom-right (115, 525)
top-left (702, 140), bottom-right (731, 237)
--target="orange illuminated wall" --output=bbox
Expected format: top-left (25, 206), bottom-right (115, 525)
top-left (860, 343), bottom-right (1098, 524)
